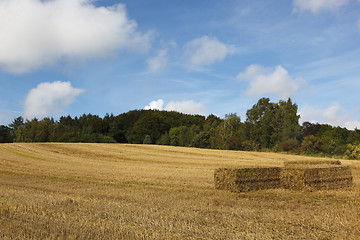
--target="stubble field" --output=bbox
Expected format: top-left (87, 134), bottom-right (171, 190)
top-left (1, 143), bottom-right (360, 239)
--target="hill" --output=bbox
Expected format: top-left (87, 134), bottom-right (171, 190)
top-left (1, 143), bottom-right (360, 239)
top-left (3, 98), bottom-right (360, 159)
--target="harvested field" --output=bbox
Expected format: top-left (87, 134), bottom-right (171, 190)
top-left (1, 143), bottom-right (360, 239)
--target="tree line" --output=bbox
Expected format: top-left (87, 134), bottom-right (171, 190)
top-left (1, 97), bottom-right (360, 159)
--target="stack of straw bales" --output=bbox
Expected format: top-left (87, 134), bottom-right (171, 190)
top-left (284, 160), bottom-right (341, 167)
top-left (215, 160), bottom-right (353, 192)
top-left (281, 160), bottom-right (353, 190)
top-left (214, 167), bottom-right (282, 192)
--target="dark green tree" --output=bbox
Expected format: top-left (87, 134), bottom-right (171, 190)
top-left (169, 126), bottom-right (181, 146)
top-left (56, 115), bottom-right (81, 142)
top-left (0, 125), bottom-right (12, 143)
top-left (225, 136), bottom-right (243, 150)
top-left (128, 113), bottom-right (170, 144)
top-left (245, 98), bottom-right (301, 149)
top-left (9, 116), bottom-right (24, 140)
top-left (301, 135), bottom-right (323, 153)
top-left (219, 113), bottom-right (241, 145)
top-left (191, 131), bottom-right (210, 148)
top-left (156, 132), bottom-right (170, 145)
top-left (245, 98), bottom-right (276, 148)
top-left (168, 125), bottom-right (196, 147)
top-left (143, 135), bottom-right (153, 144)
top-left (319, 127), bottom-right (348, 155)
top-left (203, 115), bottom-right (223, 149)
top-left (272, 98), bottom-right (301, 144)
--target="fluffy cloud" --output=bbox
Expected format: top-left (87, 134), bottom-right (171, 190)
top-left (0, 0), bottom-right (150, 74)
top-left (147, 50), bottom-right (168, 73)
top-left (23, 81), bottom-right (85, 120)
top-left (299, 103), bottom-right (360, 130)
top-left (184, 36), bottom-right (235, 69)
top-left (293, 0), bottom-right (349, 13)
top-left (165, 100), bottom-right (206, 115)
top-left (237, 65), bottom-right (300, 99)
top-left (144, 99), bottom-right (206, 115)
top-left (144, 99), bottom-right (165, 110)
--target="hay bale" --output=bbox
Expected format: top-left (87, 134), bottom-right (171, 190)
top-left (281, 165), bottom-right (353, 190)
top-left (214, 167), bottom-right (282, 192)
top-left (284, 160), bottom-right (341, 168)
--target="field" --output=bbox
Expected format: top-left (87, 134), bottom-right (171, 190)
top-left (1, 143), bottom-right (360, 239)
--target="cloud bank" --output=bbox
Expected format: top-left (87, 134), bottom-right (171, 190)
top-left (23, 81), bottom-right (85, 120)
top-left (237, 65), bottom-right (300, 99)
top-left (299, 102), bottom-right (360, 130)
top-left (144, 99), bottom-right (206, 115)
top-left (184, 36), bottom-right (235, 69)
top-left (0, 0), bottom-right (150, 74)
top-left (293, 0), bottom-right (349, 13)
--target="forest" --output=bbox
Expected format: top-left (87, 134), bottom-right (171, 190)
top-left (1, 97), bottom-right (360, 159)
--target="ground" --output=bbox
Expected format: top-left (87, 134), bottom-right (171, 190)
top-left (1, 143), bottom-right (360, 239)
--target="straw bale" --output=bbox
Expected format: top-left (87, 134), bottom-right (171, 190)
top-left (284, 160), bottom-right (341, 168)
top-left (281, 166), bottom-right (353, 190)
top-left (214, 167), bottom-right (282, 192)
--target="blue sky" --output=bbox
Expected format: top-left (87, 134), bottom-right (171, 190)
top-left (1, 0), bottom-right (360, 129)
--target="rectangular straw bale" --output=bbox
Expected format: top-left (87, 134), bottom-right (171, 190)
top-left (281, 166), bottom-right (353, 190)
top-left (284, 160), bottom-right (341, 168)
top-left (214, 167), bottom-right (282, 192)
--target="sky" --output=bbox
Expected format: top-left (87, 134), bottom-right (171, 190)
top-left (1, 0), bottom-right (360, 130)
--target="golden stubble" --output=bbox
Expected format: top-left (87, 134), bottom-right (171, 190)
top-left (1, 143), bottom-right (360, 239)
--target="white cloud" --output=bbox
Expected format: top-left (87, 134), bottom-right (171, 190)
top-left (165, 100), bottom-right (206, 115)
top-left (323, 102), bottom-right (343, 123)
top-left (23, 81), bottom-right (85, 120)
top-left (144, 99), bottom-right (164, 110)
top-left (299, 103), bottom-right (360, 130)
top-left (237, 65), bottom-right (300, 99)
top-left (344, 121), bottom-right (360, 130)
top-left (147, 50), bottom-right (168, 73)
top-left (144, 99), bottom-right (206, 115)
top-left (293, 0), bottom-right (349, 13)
top-left (0, 0), bottom-right (150, 74)
top-left (184, 36), bottom-right (235, 69)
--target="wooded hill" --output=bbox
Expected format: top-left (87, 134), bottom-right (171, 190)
top-left (1, 98), bottom-right (360, 159)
